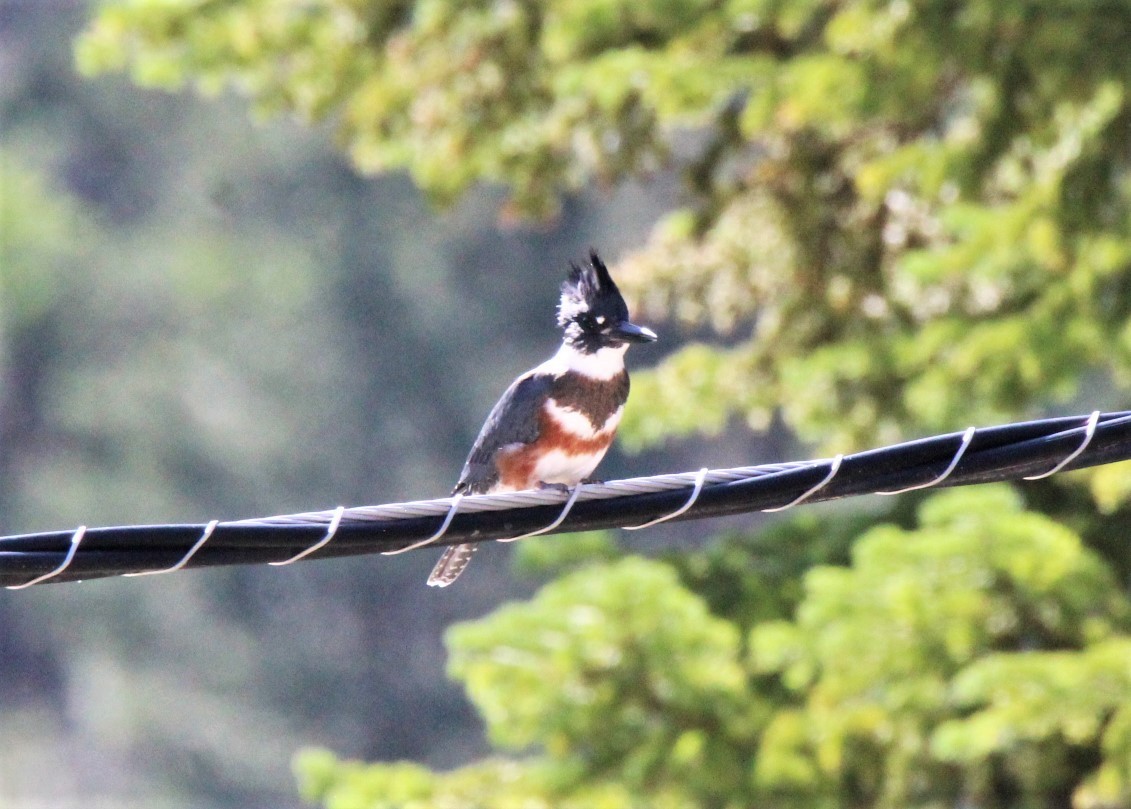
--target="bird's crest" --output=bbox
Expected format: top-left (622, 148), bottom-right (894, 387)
top-left (558, 250), bottom-right (627, 329)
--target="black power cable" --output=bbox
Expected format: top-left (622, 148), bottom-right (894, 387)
top-left (1, 410), bottom-right (1128, 587)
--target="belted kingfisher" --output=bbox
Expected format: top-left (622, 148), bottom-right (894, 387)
top-left (427, 251), bottom-right (657, 587)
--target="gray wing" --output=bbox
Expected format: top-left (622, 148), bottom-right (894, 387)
top-left (454, 371), bottom-right (553, 495)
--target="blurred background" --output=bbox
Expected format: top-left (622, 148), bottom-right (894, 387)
top-left (1, 3), bottom-right (756, 807)
top-left (5, 2), bottom-right (1131, 808)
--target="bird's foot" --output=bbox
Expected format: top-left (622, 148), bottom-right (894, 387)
top-left (536, 481), bottom-right (571, 494)
top-left (580, 477), bottom-right (603, 485)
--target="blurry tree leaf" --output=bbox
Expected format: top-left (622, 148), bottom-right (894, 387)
top-left (750, 485), bottom-right (1131, 807)
top-left (78, 1), bottom-right (1131, 446)
top-left (510, 529), bottom-right (620, 578)
top-left (296, 558), bottom-right (765, 807)
top-left (301, 488), bottom-right (1131, 808)
top-left (0, 156), bottom-right (83, 329)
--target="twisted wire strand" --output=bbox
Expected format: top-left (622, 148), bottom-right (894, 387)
top-left (236, 462), bottom-right (819, 529)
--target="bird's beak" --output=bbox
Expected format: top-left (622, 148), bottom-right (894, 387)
top-left (611, 321), bottom-right (658, 343)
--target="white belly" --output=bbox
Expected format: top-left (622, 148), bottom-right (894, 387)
top-left (545, 400), bottom-right (623, 436)
top-left (531, 447), bottom-right (607, 485)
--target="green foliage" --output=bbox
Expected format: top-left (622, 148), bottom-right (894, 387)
top-left (665, 505), bottom-right (869, 631)
top-left (76, 0), bottom-right (705, 218)
top-left (933, 639), bottom-right (1131, 807)
top-left (1088, 459), bottom-right (1131, 515)
top-left (510, 530), bottom-right (620, 578)
top-left (447, 558), bottom-right (759, 803)
top-left (750, 486), bottom-right (1131, 807)
top-left (294, 747), bottom-right (692, 809)
top-left (296, 559), bottom-right (763, 808)
top-left (620, 65), bottom-right (1131, 450)
top-left (616, 4), bottom-right (1131, 451)
top-left (80, 0), bottom-right (1131, 449)
top-left (296, 489), bottom-right (1131, 808)
top-left (73, 2), bottom-right (1131, 807)
top-left (0, 156), bottom-right (84, 330)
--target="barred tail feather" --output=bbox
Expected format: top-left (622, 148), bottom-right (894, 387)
top-left (427, 543), bottom-right (477, 587)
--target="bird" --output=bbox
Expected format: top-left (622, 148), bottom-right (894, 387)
top-left (426, 250), bottom-right (657, 587)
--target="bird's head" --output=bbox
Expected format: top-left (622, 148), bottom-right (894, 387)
top-left (557, 251), bottom-right (658, 353)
